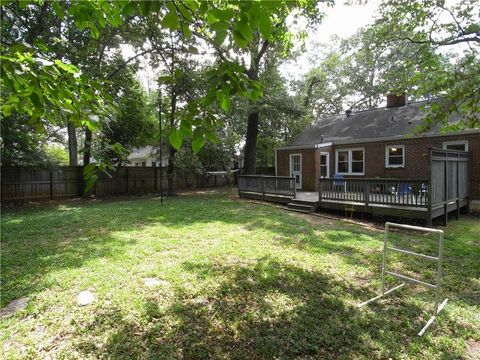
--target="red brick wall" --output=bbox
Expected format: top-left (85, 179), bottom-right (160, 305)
top-left (276, 132), bottom-right (480, 198)
top-left (276, 148), bottom-right (318, 191)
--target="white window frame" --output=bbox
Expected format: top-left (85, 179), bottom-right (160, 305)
top-left (320, 152), bottom-right (330, 178)
top-left (442, 140), bottom-right (468, 152)
top-left (385, 145), bottom-right (405, 168)
top-left (335, 148), bottom-right (364, 175)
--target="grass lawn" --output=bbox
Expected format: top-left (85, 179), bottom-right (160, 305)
top-left (1, 189), bottom-right (479, 359)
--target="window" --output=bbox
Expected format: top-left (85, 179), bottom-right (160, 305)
top-left (335, 148), bottom-right (364, 175)
top-left (385, 145), bottom-right (405, 168)
top-left (141, 161), bottom-right (146, 167)
top-left (151, 161), bottom-right (157, 167)
top-left (443, 141), bottom-right (468, 152)
top-left (320, 152), bottom-right (329, 178)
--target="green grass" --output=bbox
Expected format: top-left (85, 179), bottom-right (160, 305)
top-left (1, 189), bottom-right (479, 359)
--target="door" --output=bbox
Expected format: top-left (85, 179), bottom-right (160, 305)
top-left (290, 154), bottom-right (302, 189)
top-left (320, 152), bottom-right (329, 178)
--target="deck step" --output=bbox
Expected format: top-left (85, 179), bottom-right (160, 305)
top-left (287, 201), bottom-right (318, 213)
top-left (286, 208), bottom-right (311, 214)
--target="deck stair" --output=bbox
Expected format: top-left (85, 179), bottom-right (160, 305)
top-left (287, 198), bottom-right (318, 213)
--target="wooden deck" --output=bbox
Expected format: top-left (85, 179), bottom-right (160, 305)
top-left (238, 148), bottom-right (470, 225)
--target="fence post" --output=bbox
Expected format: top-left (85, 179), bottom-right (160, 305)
top-left (126, 167), bottom-right (129, 193)
top-left (50, 169), bottom-right (53, 200)
top-left (154, 164), bottom-right (157, 192)
top-left (262, 176), bottom-right (265, 200)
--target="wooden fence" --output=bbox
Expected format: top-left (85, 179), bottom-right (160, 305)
top-left (1, 166), bottom-right (234, 202)
top-left (428, 148), bottom-right (469, 224)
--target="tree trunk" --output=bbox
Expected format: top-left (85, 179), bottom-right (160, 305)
top-left (67, 122), bottom-right (78, 166)
top-left (83, 127), bottom-right (92, 166)
top-left (167, 146), bottom-right (177, 196)
top-left (243, 110), bottom-right (259, 174)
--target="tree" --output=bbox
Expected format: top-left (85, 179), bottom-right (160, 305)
top-left (96, 54), bottom-right (156, 165)
top-left (373, 0), bottom-right (480, 129)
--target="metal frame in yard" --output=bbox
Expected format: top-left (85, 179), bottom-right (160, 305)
top-left (357, 222), bottom-right (448, 336)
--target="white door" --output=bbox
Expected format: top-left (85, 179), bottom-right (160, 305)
top-left (290, 154), bottom-right (302, 189)
top-left (320, 152), bottom-right (329, 178)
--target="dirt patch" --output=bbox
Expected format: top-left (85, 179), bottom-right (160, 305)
top-left (466, 340), bottom-right (480, 360)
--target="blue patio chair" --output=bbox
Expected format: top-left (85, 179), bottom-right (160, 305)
top-left (333, 173), bottom-right (347, 192)
top-left (396, 183), bottom-right (412, 194)
top-left (394, 182), bottom-right (413, 203)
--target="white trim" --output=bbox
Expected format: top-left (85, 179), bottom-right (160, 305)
top-left (275, 142), bottom-right (333, 151)
top-left (385, 145), bottom-right (405, 168)
top-left (289, 153), bottom-right (302, 189)
top-left (335, 148), bottom-right (365, 175)
top-left (442, 140), bottom-right (468, 151)
top-left (320, 152), bottom-right (330, 178)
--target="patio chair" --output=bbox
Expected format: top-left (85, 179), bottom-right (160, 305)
top-left (333, 174), bottom-right (347, 192)
top-left (418, 183), bottom-right (428, 204)
top-left (394, 182), bottom-right (413, 203)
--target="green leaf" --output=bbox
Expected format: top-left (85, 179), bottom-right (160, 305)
top-left (210, 8), bottom-right (234, 21)
top-left (235, 19), bottom-right (253, 42)
top-left (214, 30), bottom-right (228, 45)
top-left (161, 11), bottom-right (179, 30)
top-left (191, 135), bottom-right (205, 154)
top-left (179, 121), bottom-right (193, 137)
top-left (233, 30), bottom-right (248, 48)
top-left (205, 131), bottom-right (217, 144)
top-left (257, 13), bottom-right (272, 39)
top-left (211, 21), bottom-right (230, 32)
top-left (52, 2), bottom-right (65, 19)
top-left (54, 60), bottom-right (79, 74)
top-left (169, 128), bottom-right (183, 150)
top-left (216, 91), bottom-right (231, 111)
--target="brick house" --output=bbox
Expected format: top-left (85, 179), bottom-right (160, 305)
top-left (275, 95), bottom-right (480, 211)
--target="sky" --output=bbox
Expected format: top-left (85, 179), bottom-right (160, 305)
top-left (280, 0), bottom-right (380, 81)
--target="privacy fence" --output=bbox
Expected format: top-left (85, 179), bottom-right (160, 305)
top-left (1, 166), bottom-right (235, 203)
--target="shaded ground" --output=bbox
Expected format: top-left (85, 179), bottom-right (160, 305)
top-left (1, 189), bottom-right (479, 359)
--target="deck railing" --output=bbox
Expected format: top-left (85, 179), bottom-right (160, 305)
top-left (319, 178), bottom-right (428, 208)
top-left (239, 175), bottom-right (296, 198)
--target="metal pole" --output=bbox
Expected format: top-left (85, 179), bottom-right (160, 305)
top-left (434, 231), bottom-right (444, 315)
top-left (381, 222), bottom-right (389, 295)
top-left (158, 79), bottom-right (163, 204)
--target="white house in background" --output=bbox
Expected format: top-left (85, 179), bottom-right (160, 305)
top-left (127, 146), bottom-right (168, 167)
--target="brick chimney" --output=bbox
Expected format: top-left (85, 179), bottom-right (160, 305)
top-left (386, 93), bottom-right (407, 108)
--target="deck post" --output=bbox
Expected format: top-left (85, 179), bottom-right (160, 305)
top-left (427, 149), bottom-right (433, 226)
top-left (293, 177), bottom-right (296, 199)
top-left (318, 178), bottom-right (322, 204)
top-left (443, 153), bottom-right (448, 226)
top-left (364, 179), bottom-right (369, 207)
top-left (455, 153), bottom-right (460, 220)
